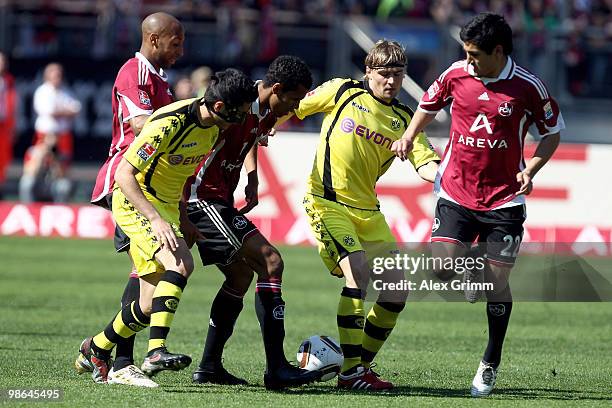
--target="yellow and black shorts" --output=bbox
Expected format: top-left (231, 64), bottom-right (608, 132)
top-left (112, 188), bottom-right (182, 276)
top-left (302, 194), bottom-right (395, 277)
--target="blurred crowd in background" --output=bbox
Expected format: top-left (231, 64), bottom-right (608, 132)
top-left (1, 1), bottom-right (610, 97)
top-left (0, 0), bottom-right (611, 202)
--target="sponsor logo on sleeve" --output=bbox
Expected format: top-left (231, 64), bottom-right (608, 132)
top-left (427, 81), bottom-right (440, 99)
top-left (138, 90), bottom-right (152, 107)
top-left (136, 142), bottom-right (156, 161)
top-left (543, 101), bottom-right (553, 120)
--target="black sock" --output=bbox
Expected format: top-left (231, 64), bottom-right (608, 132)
top-left (114, 276), bottom-right (140, 370)
top-left (198, 284), bottom-right (244, 371)
top-left (483, 302), bottom-right (513, 368)
top-left (254, 278), bottom-right (287, 372)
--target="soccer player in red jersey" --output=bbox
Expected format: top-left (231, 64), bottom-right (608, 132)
top-left (77, 12), bottom-right (184, 387)
top-left (183, 56), bottom-right (321, 390)
top-left (392, 13), bottom-right (563, 397)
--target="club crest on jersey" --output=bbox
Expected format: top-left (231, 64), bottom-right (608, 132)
top-left (137, 142), bottom-right (156, 161)
top-left (391, 118), bottom-right (401, 131)
top-left (168, 154), bottom-right (184, 165)
top-left (498, 101), bottom-right (513, 117)
top-left (232, 216), bottom-right (248, 230)
top-left (138, 90), bottom-right (152, 107)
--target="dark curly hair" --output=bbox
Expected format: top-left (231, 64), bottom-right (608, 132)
top-left (263, 55), bottom-right (313, 92)
top-left (203, 68), bottom-right (258, 109)
top-left (460, 12), bottom-right (513, 55)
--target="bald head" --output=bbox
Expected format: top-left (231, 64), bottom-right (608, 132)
top-left (140, 13), bottom-right (184, 70)
top-left (141, 12), bottom-right (182, 39)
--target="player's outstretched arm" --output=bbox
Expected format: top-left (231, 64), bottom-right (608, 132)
top-left (392, 110), bottom-right (436, 161)
top-left (516, 132), bottom-right (560, 196)
top-left (115, 157), bottom-right (179, 251)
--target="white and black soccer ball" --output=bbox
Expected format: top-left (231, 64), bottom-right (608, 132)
top-left (297, 335), bottom-right (344, 382)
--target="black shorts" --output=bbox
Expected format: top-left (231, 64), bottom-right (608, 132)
top-left (186, 200), bottom-right (258, 266)
top-left (105, 193), bottom-right (130, 252)
top-left (431, 198), bottom-right (526, 266)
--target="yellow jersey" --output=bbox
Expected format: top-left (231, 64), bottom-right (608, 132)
top-left (120, 98), bottom-right (219, 204)
top-left (295, 78), bottom-right (439, 210)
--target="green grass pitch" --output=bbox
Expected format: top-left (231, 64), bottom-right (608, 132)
top-left (0, 237), bottom-right (610, 407)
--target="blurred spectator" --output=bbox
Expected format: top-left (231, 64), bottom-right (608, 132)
top-left (563, 31), bottom-right (589, 95)
top-left (19, 132), bottom-right (72, 203)
top-left (191, 66), bottom-right (212, 97)
top-left (32, 63), bottom-right (81, 167)
top-left (0, 52), bottom-right (16, 198)
top-left (173, 76), bottom-right (195, 99)
top-left (522, 0), bottom-right (559, 74)
top-left (585, 1), bottom-right (612, 96)
top-left (376, 0), bottom-right (415, 19)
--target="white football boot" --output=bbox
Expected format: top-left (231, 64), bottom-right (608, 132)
top-left (108, 365), bottom-right (159, 388)
top-left (470, 361), bottom-right (497, 397)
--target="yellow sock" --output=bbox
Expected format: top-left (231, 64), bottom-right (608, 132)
top-left (361, 302), bottom-right (405, 368)
top-left (148, 270), bottom-right (187, 353)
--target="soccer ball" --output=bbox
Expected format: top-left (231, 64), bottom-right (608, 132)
top-left (297, 335), bottom-right (344, 382)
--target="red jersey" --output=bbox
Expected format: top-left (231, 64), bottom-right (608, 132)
top-left (185, 99), bottom-right (276, 205)
top-left (419, 58), bottom-right (565, 211)
top-left (91, 52), bottom-right (173, 205)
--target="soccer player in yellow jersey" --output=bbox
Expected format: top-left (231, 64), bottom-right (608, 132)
top-left (77, 69), bottom-right (257, 385)
top-left (294, 40), bottom-right (440, 390)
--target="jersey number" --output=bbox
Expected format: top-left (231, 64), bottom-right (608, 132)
top-left (500, 235), bottom-right (521, 258)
